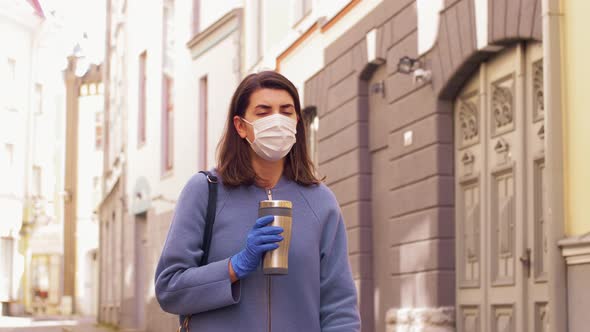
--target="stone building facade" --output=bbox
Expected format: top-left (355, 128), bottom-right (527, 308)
top-left (303, 0), bottom-right (566, 331)
top-left (96, 0), bottom-right (590, 331)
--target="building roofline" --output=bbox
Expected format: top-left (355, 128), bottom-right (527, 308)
top-left (186, 8), bottom-right (242, 50)
top-left (26, 0), bottom-right (44, 18)
top-left (276, 0), bottom-right (361, 71)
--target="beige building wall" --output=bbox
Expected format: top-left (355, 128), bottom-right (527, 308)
top-left (560, 0), bottom-right (590, 237)
top-left (558, 0), bottom-right (590, 331)
top-left (75, 79), bottom-right (103, 316)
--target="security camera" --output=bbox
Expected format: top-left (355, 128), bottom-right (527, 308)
top-left (413, 68), bottom-right (432, 84)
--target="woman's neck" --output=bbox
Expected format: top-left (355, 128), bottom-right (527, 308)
top-left (251, 154), bottom-right (284, 189)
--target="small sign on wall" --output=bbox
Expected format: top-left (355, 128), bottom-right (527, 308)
top-left (403, 130), bottom-right (413, 146)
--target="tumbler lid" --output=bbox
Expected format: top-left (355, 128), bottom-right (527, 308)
top-left (259, 200), bottom-right (292, 209)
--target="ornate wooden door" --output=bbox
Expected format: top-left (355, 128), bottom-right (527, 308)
top-left (454, 42), bottom-right (549, 332)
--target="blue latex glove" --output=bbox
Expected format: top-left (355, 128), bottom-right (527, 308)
top-left (230, 215), bottom-right (283, 279)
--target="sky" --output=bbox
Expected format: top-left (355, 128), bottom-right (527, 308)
top-left (39, 0), bottom-right (106, 70)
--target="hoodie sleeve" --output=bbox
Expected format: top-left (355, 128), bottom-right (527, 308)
top-left (319, 193), bottom-right (361, 332)
top-left (154, 173), bottom-right (240, 315)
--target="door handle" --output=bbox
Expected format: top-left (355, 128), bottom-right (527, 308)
top-left (520, 248), bottom-right (531, 278)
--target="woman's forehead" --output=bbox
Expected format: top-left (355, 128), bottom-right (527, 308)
top-left (249, 88), bottom-right (294, 105)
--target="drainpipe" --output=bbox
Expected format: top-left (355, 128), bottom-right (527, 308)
top-left (542, 0), bottom-right (567, 331)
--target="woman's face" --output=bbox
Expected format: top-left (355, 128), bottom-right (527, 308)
top-left (234, 88), bottom-right (298, 143)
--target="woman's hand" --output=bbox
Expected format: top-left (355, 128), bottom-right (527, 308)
top-left (229, 215), bottom-right (283, 280)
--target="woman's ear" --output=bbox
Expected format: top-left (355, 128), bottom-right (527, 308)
top-left (233, 115), bottom-right (247, 139)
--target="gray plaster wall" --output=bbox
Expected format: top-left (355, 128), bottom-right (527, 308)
top-left (305, 2), bottom-right (454, 331)
top-left (567, 263), bottom-right (590, 332)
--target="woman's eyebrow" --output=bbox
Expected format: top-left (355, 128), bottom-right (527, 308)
top-left (254, 104), bottom-right (293, 109)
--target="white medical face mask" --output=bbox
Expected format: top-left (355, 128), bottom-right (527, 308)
top-left (242, 113), bottom-right (297, 161)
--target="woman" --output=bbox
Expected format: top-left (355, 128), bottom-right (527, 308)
top-left (154, 71), bottom-right (360, 331)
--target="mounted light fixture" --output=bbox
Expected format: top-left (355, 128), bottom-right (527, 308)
top-left (397, 56), bottom-right (418, 74)
top-left (397, 56), bottom-right (432, 84)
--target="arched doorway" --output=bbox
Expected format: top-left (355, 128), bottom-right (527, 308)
top-left (453, 42), bottom-right (547, 331)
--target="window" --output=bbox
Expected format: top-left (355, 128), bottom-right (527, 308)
top-left (7, 59), bottom-right (16, 81)
top-left (32, 166), bottom-right (42, 198)
top-left (192, 0), bottom-right (200, 36)
top-left (0, 237), bottom-right (14, 301)
top-left (293, 0), bottom-right (312, 25)
top-left (1, 144), bottom-right (15, 195)
top-left (34, 83), bottom-right (43, 115)
top-left (163, 1), bottom-right (175, 73)
top-left (138, 51), bottom-right (147, 146)
top-left (162, 1), bottom-right (175, 173)
top-left (48, 255), bottom-right (60, 304)
top-left (31, 254), bottom-right (61, 305)
top-left (199, 76), bottom-right (208, 169)
top-left (4, 143), bottom-right (14, 168)
top-left (248, 0), bottom-right (263, 64)
top-left (302, 107), bottom-right (319, 166)
top-left (6, 59), bottom-right (16, 111)
top-left (162, 75), bottom-right (174, 172)
top-left (95, 111), bottom-right (103, 150)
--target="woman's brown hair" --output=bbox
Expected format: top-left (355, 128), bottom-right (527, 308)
top-left (216, 71), bottom-right (321, 187)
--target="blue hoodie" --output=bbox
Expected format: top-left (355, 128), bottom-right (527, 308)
top-left (154, 171), bottom-right (361, 332)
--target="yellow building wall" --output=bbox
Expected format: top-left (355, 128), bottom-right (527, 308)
top-left (562, 0), bottom-right (590, 235)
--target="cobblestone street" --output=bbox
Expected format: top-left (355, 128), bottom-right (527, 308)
top-left (0, 316), bottom-right (114, 332)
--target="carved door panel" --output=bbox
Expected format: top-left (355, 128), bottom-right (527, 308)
top-left (455, 43), bottom-right (546, 332)
top-left (524, 42), bottom-right (550, 332)
top-left (455, 59), bottom-right (485, 332)
top-left (485, 44), bottom-right (523, 332)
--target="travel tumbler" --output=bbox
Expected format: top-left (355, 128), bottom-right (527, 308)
top-left (259, 200), bottom-right (292, 275)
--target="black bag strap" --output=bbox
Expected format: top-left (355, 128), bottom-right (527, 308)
top-left (198, 171), bottom-right (218, 266)
top-left (179, 171), bottom-right (218, 332)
